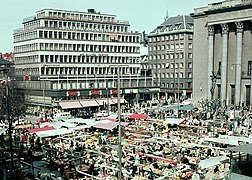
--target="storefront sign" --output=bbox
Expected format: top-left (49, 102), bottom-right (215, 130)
top-left (89, 90), bottom-right (101, 95)
top-left (66, 90), bottom-right (80, 96)
top-left (23, 75), bottom-right (30, 81)
top-left (139, 88), bottom-right (149, 93)
top-left (110, 89), bottom-right (122, 94)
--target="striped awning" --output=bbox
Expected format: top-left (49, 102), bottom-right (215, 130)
top-left (79, 100), bottom-right (99, 107)
top-left (95, 99), bottom-right (115, 105)
top-left (59, 100), bottom-right (82, 109)
top-left (111, 98), bottom-right (127, 104)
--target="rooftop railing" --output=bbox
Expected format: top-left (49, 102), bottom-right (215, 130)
top-left (23, 15), bottom-right (36, 23)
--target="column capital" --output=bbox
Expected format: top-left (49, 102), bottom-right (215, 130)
top-left (208, 26), bottom-right (214, 36)
top-left (235, 21), bottom-right (243, 33)
top-left (221, 23), bottom-right (229, 34)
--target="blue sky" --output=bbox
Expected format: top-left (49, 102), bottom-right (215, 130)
top-left (0, 0), bottom-right (219, 52)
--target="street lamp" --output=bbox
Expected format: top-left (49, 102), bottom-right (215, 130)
top-left (116, 67), bottom-right (122, 180)
top-left (231, 64), bottom-right (239, 120)
top-left (42, 65), bottom-right (48, 120)
top-left (106, 80), bottom-right (110, 116)
top-left (177, 71), bottom-right (180, 117)
top-left (108, 65), bottom-right (129, 180)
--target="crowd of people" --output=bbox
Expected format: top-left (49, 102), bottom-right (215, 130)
top-left (0, 99), bottom-right (251, 179)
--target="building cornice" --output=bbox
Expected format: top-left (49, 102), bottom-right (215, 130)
top-left (191, 3), bottom-right (252, 17)
top-left (147, 29), bottom-right (193, 37)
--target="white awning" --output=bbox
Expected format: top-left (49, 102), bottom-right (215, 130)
top-left (79, 100), bottom-right (99, 107)
top-left (199, 156), bottom-right (229, 169)
top-left (95, 99), bottom-right (115, 105)
top-left (35, 129), bottom-right (73, 138)
top-left (111, 98), bottom-right (127, 104)
top-left (59, 100), bottom-right (82, 109)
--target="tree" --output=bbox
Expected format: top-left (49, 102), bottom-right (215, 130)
top-left (0, 80), bottom-right (27, 122)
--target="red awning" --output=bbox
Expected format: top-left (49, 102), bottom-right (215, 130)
top-left (137, 152), bottom-right (177, 166)
top-left (28, 126), bottom-right (55, 133)
top-left (128, 114), bottom-right (149, 119)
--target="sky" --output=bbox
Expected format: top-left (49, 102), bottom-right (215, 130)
top-left (0, 0), bottom-right (220, 52)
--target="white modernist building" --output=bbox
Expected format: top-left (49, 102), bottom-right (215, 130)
top-left (13, 9), bottom-right (156, 109)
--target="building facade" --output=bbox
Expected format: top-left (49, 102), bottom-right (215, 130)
top-left (13, 9), bottom-right (157, 110)
top-left (148, 15), bottom-right (194, 101)
top-left (192, 0), bottom-right (252, 107)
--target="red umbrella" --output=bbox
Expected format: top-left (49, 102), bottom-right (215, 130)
top-left (45, 118), bottom-right (52, 122)
top-left (28, 126), bottom-right (55, 133)
top-left (36, 118), bottom-right (45, 124)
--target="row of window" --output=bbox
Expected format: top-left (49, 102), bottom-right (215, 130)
top-left (15, 55), bottom-right (139, 64)
top-left (14, 43), bottom-right (140, 54)
top-left (14, 29), bottom-right (140, 43)
top-left (154, 72), bottom-right (192, 78)
top-left (21, 78), bottom-right (151, 90)
top-left (149, 34), bottom-right (193, 42)
top-left (150, 62), bottom-right (192, 69)
top-left (37, 10), bottom-right (118, 24)
top-left (149, 53), bottom-right (193, 60)
top-left (159, 82), bottom-right (192, 89)
top-left (18, 66), bottom-right (140, 76)
top-left (149, 43), bottom-right (193, 51)
top-left (42, 20), bottom-right (128, 33)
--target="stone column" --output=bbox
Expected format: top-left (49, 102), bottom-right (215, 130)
top-left (235, 22), bottom-right (243, 107)
top-left (208, 25), bottom-right (215, 100)
top-left (221, 24), bottom-right (229, 106)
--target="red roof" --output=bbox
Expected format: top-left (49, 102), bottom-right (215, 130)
top-left (128, 114), bottom-right (149, 119)
top-left (28, 126), bottom-right (55, 133)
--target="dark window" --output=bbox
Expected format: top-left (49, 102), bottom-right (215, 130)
top-left (219, 62), bottom-right (221, 76)
top-left (248, 61), bottom-right (251, 76)
top-left (246, 85), bottom-right (250, 106)
top-left (231, 85), bottom-right (235, 105)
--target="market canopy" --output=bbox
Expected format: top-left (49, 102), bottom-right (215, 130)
top-left (100, 117), bottom-right (117, 122)
top-left (92, 121), bottom-right (129, 130)
top-left (165, 118), bottom-right (185, 125)
top-left (28, 126), bottom-right (55, 133)
top-left (35, 128), bottom-right (73, 138)
top-left (41, 121), bottom-right (77, 129)
top-left (93, 122), bottom-right (119, 130)
top-left (227, 143), bottom-right (252, 154)
top-left (205, 137), bottom-right (239, 146)
top-left (199, 156), bottom-right (229, 169)
top-left (128, 114), bottom-right (149, 119)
